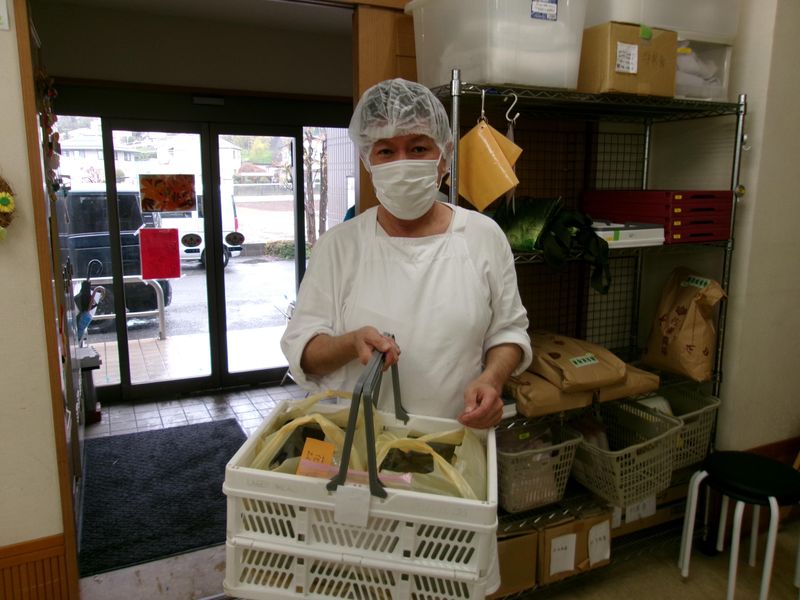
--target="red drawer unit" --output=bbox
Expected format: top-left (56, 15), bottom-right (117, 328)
top-left (582, 190), bottom-right (733, 244)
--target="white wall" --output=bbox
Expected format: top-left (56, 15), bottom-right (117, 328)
top-left (0, 0), bottom-right (65, 546)
top-left (716, 0), bottom-right (800, 449)
top-left (33, 4), bottom-right (353, 97)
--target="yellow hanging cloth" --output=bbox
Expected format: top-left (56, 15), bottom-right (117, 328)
top-left (457, 119), bottom-right (523, 212)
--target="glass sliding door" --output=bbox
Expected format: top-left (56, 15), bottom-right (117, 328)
top-left (53, 114), bottom-right (355, 399)
top-left (110, 126), bottom-right (213, 388)
top-left (218, 133), bottom-right (298, 375)
top-left (219, 126), bottom-right (356, 377)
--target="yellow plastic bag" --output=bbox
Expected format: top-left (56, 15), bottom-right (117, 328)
top-left (376, 427), bottom-right (487, 500)
top-left (458, 120), bottom-right (522, 212)
top-left (284, 389), bottom-right (385, 467)
top-left (251, 390), bottom-right (379, 472)
top-left (250, 412), bottom-right (357, 471)
top-left (281, 390), bottom-right (355, 427)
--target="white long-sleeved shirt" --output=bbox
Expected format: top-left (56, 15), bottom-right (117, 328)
top-left (280, 203), bottom-right (532, 419)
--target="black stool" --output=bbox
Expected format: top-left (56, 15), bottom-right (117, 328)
top-left (679, 451), bottom-right (800, 600)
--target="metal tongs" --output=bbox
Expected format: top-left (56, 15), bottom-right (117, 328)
top-left (327, 334), bottom-right (409, 498)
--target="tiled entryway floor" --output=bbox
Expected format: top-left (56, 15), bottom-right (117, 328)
top-left (83, 382), bottom-right (308, 439)
top-left (88, 326), bottom-right (288, 387)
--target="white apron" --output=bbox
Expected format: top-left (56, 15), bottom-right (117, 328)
top-left (340, 207), bottom-right (492, 419)
top-left (341, 207), bottom-right (501, 595)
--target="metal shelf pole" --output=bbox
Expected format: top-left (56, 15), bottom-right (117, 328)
top-left (713, 93), bottom-right (748, 396)
top-left (448, 69), bottom-right (461, 205)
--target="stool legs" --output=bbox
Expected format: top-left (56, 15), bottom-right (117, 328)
top-left (757, 496), bottom-right (779, 600)
top-left (795, 524), bottom-right (800, 589)
top-left (727, 500), bottom-right (745, 600)
top-left (679, 473), bottom-right (783, 600)
top-left (680, 469), bottom-right (708, 576)
top-left (750, 505), bottom-right (760, 566)
top-left (721, 496), bottom-right (779, 600)
top-left (795, 524), bottom-right (800, 600)
top-left (718, 494), bottom-right (731, 551)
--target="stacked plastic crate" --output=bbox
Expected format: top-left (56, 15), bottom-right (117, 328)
top-left (223, 399), bottom-right (499, 600)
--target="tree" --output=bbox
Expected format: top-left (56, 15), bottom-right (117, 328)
top-left (302, 128), bottom-right (330, 245)
top-left (247, 138), bottom-right (273, 165)
top-left (303, 129), bottom-right (317, 244)
top-left (83, 166), bottom-right (104, 183)
top-left (318, 131), bottom-right (328, 238)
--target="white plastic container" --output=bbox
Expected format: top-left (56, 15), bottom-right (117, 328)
top-left (224, 399), bottom-right (498, 585)
top-left (675, 39), bottom-right (732, 101)
top-left (224, 538), bottom-right (491, 600)
top-left (405, 0), bottom-right (588, 89)
top-left (585, 0), bottom-right (741, 44)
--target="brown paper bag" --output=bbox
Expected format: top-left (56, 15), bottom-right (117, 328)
top-left (505, 370), bottom-right (593, 418)
top-left (529, 331), bottom-right (627, 392)
top-left (641, 268), bottom-right (726, 382)
top-left (595, 364), bottom-right (660, 402)
top-left (458, 120), bottom-right (522, 211)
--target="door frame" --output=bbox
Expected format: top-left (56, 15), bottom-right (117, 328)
top-left (51, 82), bottom-right (351, 401)
top-left (210, 123), bottom-right (308, 389)
top-left (98, 119), bottom-right (309, 399)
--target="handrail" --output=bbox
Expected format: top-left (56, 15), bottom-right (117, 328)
top-left (88, 276), bottom-right (167, 340)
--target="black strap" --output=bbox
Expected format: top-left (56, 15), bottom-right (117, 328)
top-left (540, 208), bottom-right (612, 295)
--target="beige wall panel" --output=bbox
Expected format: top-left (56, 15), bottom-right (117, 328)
top-left (0, 0), bottom-right (64, 548)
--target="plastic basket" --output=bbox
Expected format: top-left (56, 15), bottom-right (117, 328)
top-left (570, 401), bottom-right (682, 506)
top-left (223, 538), bottom-right (490, 600)
top-left (224, 398), bottom-right (498, 583)
top-left (496, 421), bottom-right (582, 513)
top-left (656, 386), bottom-right (721, 470)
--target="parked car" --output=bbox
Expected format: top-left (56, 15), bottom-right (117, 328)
top-left (54, 185), bottom-right (173, 327)
top-left (159, 193), bottom-right (243, 268)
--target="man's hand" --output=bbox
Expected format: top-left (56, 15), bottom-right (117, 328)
top-left (301, 326), bottom-right (400, 376)
top-left (458, 379), bottom-right (504, 429)
top-left (458, 343), bottom-right (522, 429)
top-left (352, 326), bottom-right (401, 370)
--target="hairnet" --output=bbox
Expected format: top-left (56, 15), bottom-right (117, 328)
top-left (348, 78), bottom-right (453, 171)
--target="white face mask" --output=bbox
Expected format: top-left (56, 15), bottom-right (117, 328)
top-left (370, 159), bottom-right (442, 221)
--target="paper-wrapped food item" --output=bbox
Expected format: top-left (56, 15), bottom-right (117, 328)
top-left (505, 370), bottom-right (593, 418)
top-left (596, 364), bottom-right (660, 403)
top-left (529, 331), bottom-right (627, 392)
top-left (457, 120), bottom-right (522, 211)
top-left (641, 268), bottom-right (726, 382)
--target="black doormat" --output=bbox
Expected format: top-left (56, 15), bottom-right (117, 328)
top-left (78, 419), bottom-right (247, 577)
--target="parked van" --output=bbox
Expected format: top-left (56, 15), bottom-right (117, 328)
top-left (54, 185), bottom-right (173, 325)
top-left (159, 193), bottom-right (243, 268)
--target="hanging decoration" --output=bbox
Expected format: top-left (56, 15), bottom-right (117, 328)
top-left (35, 68), bottom-right (61, 203)
top-left (0, 176), bottom-right (16, 241)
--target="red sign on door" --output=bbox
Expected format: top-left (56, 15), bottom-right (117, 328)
top-left (140, 228), bottom-right (181, 279)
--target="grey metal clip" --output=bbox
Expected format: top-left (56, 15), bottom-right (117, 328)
top-left (326, 337), bottom-right (409, 498)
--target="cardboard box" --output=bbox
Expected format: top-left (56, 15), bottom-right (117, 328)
top-left (578, 22), bottom-right (677, 97)
top-left (488, 531), bottom-right (538, 599)
top-left (608, 480), bottom-right (690, 537)
top-left (611, 499), bottom-right (686, 538)
top-left (537, 510), bottom-right (612, 585)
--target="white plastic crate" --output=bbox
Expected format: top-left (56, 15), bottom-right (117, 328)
top-left (405, 0), bottom-right (588, 89)
top-left (496, 421), bottom-right (582, 513)
top-left (570, 401), bottom-right (681, 506)
top-left (224, 538), bottom-right (491, 600)
top-left (647, 386), bottom-right (721, 470)
top-left (224, 399), bottom-right (498, 582)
